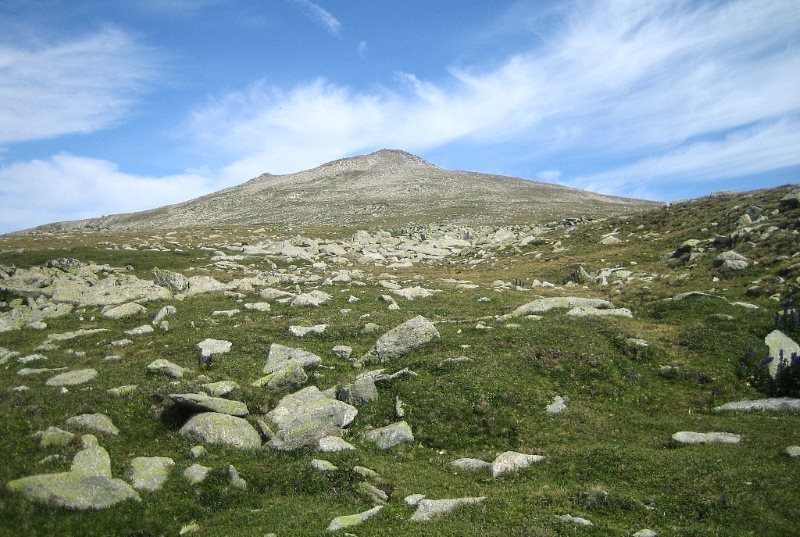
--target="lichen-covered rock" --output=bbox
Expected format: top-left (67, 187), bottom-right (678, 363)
top-left (318, 436), bottom-right (355, 452)
top-left (290, 290), bottom-right (331, 307)
top-left (490, 451), bottom-right (545, 478)
top-left (152, 268), bottom-right (189, 293)
top-left (331, 345), bottom-right (353, 359)
top-left (672, 431), bottom-right (741, 445)
top-left (179, 412), bottom-right (261, 449)
top-left (450, 458), bottom-right (491, 472)
top-left (200, 380), bottom-right (239, 397)
top-left (7, 472), bottom-right (141, 510)
top-left (337, 376), bottom-right (378, 406)
top-left (363, 421), bottom-right (413, 450)
top-left (764, 330), bottom-right (800, 378)
top-left (410, 497), bottom-right (486, 523)
top-left (197, 339), bottom-right (232, 361)
top-left (34, 426), bottom-right (75, 448)
top-left (169, 393), bottom-right (249, 416)
top-left (66, 413), bottom-right (119, 436)
top-left (102, 303), bottom-right (147, 320)
top-left (546, 395), bottom-right (567, 414)
top-left (310, 459), bottom-right (337, 472)
top-left (327, 506), bottom-right (383, 532)
top-left (714, 398), bottom-right (800, 413)
top-left (263, 344), bottom-right (322, 374)
top-left (559, 514), bottom-right (593, 526)
top-left (152, 305), bottom-right (177, 325)
top-left (71, 436), bottom-right (112, 477)
top-left (147, 359), bottom-right (187, 379)
top-left (358, 316), bottom-right (439, 364)
top-left (46, 369), bottom-right (97, 387)
top-left (183, 463), bottom-right (211, 485)
top-left (266, 386), bottom-right (357, 451)
top-left (128, 457), bottom-right (175, 492)
top-left (501, 297), bottom-right (614, 320)
top-left (253, 362), bottom-right (308, 393)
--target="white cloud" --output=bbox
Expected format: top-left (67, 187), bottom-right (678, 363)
top-left (0, 26), bottom-right (161, 144)
top-left (187, 0), bottom-right (800, 195)
top-left (0, 153), bottom-right (213, 233)
top-left (290, 0), bottom-right (341, 36)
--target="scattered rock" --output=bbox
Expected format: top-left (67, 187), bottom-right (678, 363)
top-left (327, 506), bottom-right (383, 532)
top-left (179, 412), bottom-right (261, 449)
top-left (450, 458), bottom-right (492, 472)
top-left (128, 457), bottom-right (175, 492)
top-left (559, 514), bottom-right (593, 526)
top-left (310, 459), bottom-right (337, 472)
top-left (227, 464), bottom-right (247, 490)
top-left (264, 344), bottom-right (322, 374)
top-left (714, 398), bottom-right (800, 413)
top-left (45, 369), bottom-right (98, 387)
top-left (356, 481), bottom-right (388, 504)
top-left (289, 324), bottom-right (328, 337)
top-left (189, 445), bottom-right (207, 460)
top-left (169, 393), bottom-right (249, 416)
top-left (337, 376), bottom-right (378, 406)
top-left (266, 386), bottom-right (357, 451)
top-left (410, 497), bottom-right (486, 523)
top-left (71, 435), bottom-right (111, 477)
top-left (786, 446), bottom-right (800, 458)
top-left (152, 305), bottom-right (177, 325)
top-left (501, 297), bottom-right (615, 320)
top-left (253, 361), bottom-right (308, 393)
top-left (147, 359), bottom-right (187, 379)
top-left (183, 464), bottom-right (211, 485)
top-left (66, 413), bottom-right (119, 436)
top-left (331, 345), bottom-right (352, 359)
top-left (318, 436), bottom-right (356, 452)
top-left (672, 431), bottom-right (741, 445)
top-left (358, 315), bottom-right (439, 364)
top-left (490, 451), bottom-right (545, 478)
top-left (243, 302), bottom-right (271, 312)
top-left (363, 421), bottom-right (413, 450)
top-left (34, 426), bottom-right (75, 448)
top-left (102, 303), bottom-right (146, 320)
top-left (633, 530), bottom-right (658, 537)
top-left (200, 380), bottom-right (239, 397)
top-left (566, 306), bottom-right (632, 318)
top-left (197, 339), bottom-right (232, 363)
top-left (545, 395), bottom-right (567, 414)
top-left (764, 330), bottom-right (800, 378)
top-left (404, 494), bottom-right (426, 506)
top-left (125, 324), bottom-right (154, 336)
top-left (290, 290), bottom-right (331, 307)
top-left (107, 385), bottom-right (138, 397)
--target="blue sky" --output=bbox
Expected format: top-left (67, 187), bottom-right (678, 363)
top-left (1, 0), bottom-right (799, 233)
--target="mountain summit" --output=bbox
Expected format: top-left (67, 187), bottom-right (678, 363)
top-left (36, 149), bottom-right (657, 231)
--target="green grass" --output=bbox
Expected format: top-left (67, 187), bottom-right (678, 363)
top-left (0, 186), bottom-right (799, 536)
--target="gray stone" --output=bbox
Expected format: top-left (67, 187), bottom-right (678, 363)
top-left (125, 324), bottom-right (154, 336)
top-left (331, 345), bottom-right (352, 359)
top-left (189, 445), bottom-right (207, 460)
top-left (169, 393), bottom-right (249, 416)
top-left (289, 324), bottom-right (328, 337)
top-left (102, 303), bottom-right (146, 320)
top-left (200, 380), bottom-right (239, 397)
top-left (183, 463), bottom-right (211, 485)
top-left (363, 421), bottom-right (413, 450)
top-left (714, 398), bottom-right (800, 413)
top-left (107, 385), bottom-right (138, 397)
top-left (34, 426), bottom-right (75, 448)
top-left (243, 302), bottom-right (271, 312)
top-left (310, 459), bottom-right (337, 472)
top-left (318, 436), bottom-right (356, 452)
top-left (17, 353), bottom-right (48, 364)
top-left (546, 395), bottom-right (567, 415)
top-left (490, 451), bottom-right (545, 478)
top-left (786, 446), bottom-right (800, 457)
top-left (7, 472), bottom-right (141, 510)
top-left (147, 359), bottom-right (187, 379)
top-left (227, 464), bottom-right (246, 490)
top-left (253, 361), bottom-right (308, 393)
top-left (780, 189), bottom-right (800, 208)
top-left (197, 338), bottom-right (232, 361)
top-left (359, 316), bottom-right (439, 364)
top-left (450, 458), bottom-right (491, 472)
top-left (502, 297), bottom-right (614, 320)
top-left (410, 497), bottom-right (486, 523)
top-left (353, 466), bottom-right (380, 480)
top-left (672, 431), bottom-right (741, 444)
top-left (71, 436), bottom-right (111, 477)
top-left (404, 493), bottom-right (426, 506)
top-left (254, 418), bottom-right (275, 442)
top-left (392, 286), bottom-right (433, 300)
top-left (566, 306), bottom-right (632, 318)
top-left (211, 309), bottom-right (239, 318)
top-left (327, 505), bottom-right (383, 532)
top-left (290, 290), bottom-right (331, 307)
top-left (715, 251), bottom-right (749, 272)
top-left (128, 457), bottom-right (175, 492)
top-left (356, 481), bottom-right (388, 504)
top-left (559, 514), bottom-right (593, 526)
top-left (633, 530), bottom-right (658, 537)
top-left (264, 343), bottom-right (322, 374)
top-left (765, 330), bottom-right (800, 378)
top-left (179, 412), bottom-right (261, 449)
top-left (66, 414), bottom-right (119, 436)
top-left (266, 386), bottom-right (357, 451)
top-left (46, 369), bottom-right (98, 387)
top-left (152, 305), bottom-right (177, 325)
top-left (152, 268), bottom-right (189, 293)
top-left (395, 395), bottom-right (406, 418)
top-left (338, 376), bottom-right (378, 406)
top-left (18, 367), bottom-right (67, 377)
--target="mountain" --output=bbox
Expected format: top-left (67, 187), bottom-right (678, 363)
top-left (33, 149), bottom-right (657, 232)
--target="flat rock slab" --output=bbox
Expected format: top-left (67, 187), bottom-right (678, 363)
top-left (327, 505), bottom-right (383, 532)
top-left (46, 369), bottom-right (98, 387)
top-left (179, 412), bottom-right (261, 449)
top-left (197, 339), bottom-right (232, 359)
top-left (264, 344), bottom-right (322, 374)
top-left (170, 393), bottom-right (249, 416)
top-left (559, 514), bottom-right (593, 526)
top-left (503, 297), bottom-right (614, 320)
top-left (71, 437), bottom-right (112, 477)
top-left (128, 457), bottom-right (175, 492)
top-left (672, 431), bottom-right (742, 445)
top-left (183, 464), bottom-right (211, 485)
top-left (410, 497), bottom-right (486, 523)
top-left (764, 330), bottom-right (800, 378)
top-left (491, 451), bottom-right (545, 478)
top-left (125, 325), bottom-right (154, 336)
top-left (359, 315), bottom-right (439, 364)
top-left (290, 290), bottom-right (331, 307)
top-left (318, 436), bottom-right (356, 452)
top-left (7, 473), bottom-right (141, 510)
top-left (66, 413), bottom-right (119, 436)
top-left (102, 303), bottom-right (146, 320)
top-left (253, 362), bottom-right (308, 393)
top-left (266, 386), bottom-right (357, 451)
top-left (714, 398), bottom-right (800, 413)
top-left (450, 458), bottom-right (492, 472)
top-left (200, 380), bottom-right (239, 397)
top-left (289, 324), bottom-right (328, 337)
top-left (363, 421), bottom-right (413, 450)
top-left (147, 359), bottom-right (187, 379)
top-left (566, 306), bottom-right (632, 318)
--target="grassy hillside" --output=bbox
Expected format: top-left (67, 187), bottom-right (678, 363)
top-left (0, 185), bottom-right (798, 536)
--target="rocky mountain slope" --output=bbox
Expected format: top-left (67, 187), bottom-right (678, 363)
top-left (31, 149), bottom-right (656, 232)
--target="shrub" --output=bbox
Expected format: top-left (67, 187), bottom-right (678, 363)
top-left (738, 347), bottom-right (800, 397)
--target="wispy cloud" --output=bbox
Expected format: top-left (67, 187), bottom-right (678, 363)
top-left (188, 0), bottom-right (800, 196)
top-left (0, 26), bottom-right (161, 144)
top-left (0, 153), bottom-right (213, 232)
top-left (290, 0), bottom-right (341, 36)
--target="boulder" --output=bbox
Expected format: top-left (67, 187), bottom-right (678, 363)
top-left (290, 290), bottom-right (331, 307)
top-left (34, 426), bottom-right (75, 448)
top-left (200, 380), bottom-right (239, 397)
top-left (128, 457), bottom-right (175, 492)
top-left (7, 472), bottom-right (141, 510)
top-left (147, 359), bottom-right (187, 379)
top-left (714, 398), bottom-right (800, 412)
top-left (183, 464), bottom-right (211, 485)
top-left (266, 386), bottom-right (357, 451)
top-left (289, 324), bottom-right (328, 337)
top-left (253, 362), bottom-right (308, 393)
top-left (152, 268), bottom-right (189, 293)
top-left (46, 369), bottom-right (98, 387)
top-left (152, 305), bottom-right (177, 325)
top-left (66, 414), bottom-right (119, 436)
top-left (358, 316), bottom-right (439, 364)
top-left (197, 339), bottom-right (232, 361)
top-left (502, 297), bottom-right (615, 320)
top-left (337, 376), bottom-right (378, 406)
top-left (179, 412), bottom-right (261, 449)
top-left (672, 431), bottom-right (741, 444)
top-left (264, 344), bottom-right (322, 374)
top-left (169, 393), bottom-right (249, 416)
top-left (318, 436), bottom-right (356, 452)
top-left (363, 421), bottom-right (413, 450)
top-left (490, 451), bottom-right (545, 478)
top-left (327, 506), bottom-right (383, 532)
top-left (764, 330), bottom-right (800, 378)
top-left (410, 497), bottom-right (486, 523)
top-left (102, 303), bottom-right (147, 320)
